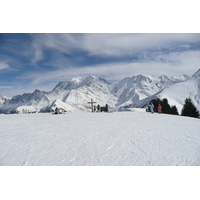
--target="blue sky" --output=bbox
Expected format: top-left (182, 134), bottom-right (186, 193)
top-left (0, 33), bottom-right (200, 97)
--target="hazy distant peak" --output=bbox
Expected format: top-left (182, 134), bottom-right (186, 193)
top-left (192, 69), bottom-right (200, 78)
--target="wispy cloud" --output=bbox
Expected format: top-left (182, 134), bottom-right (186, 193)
top-left (0, 61), bottom-right (10, 70)
top-left (19, 49), bottom-right (200, 88)
top-left (30, 34), bottom-right (81, 63)
top-left (30, 33), bottom-right (200, 60)
top-left (0, 86), bottom-right (12, 89)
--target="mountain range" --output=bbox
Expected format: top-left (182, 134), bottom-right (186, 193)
top-left (0, 69), bottom-right (199, 114)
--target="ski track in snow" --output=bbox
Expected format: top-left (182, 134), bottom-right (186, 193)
top-left (0, 112), bottom-right (200, 166)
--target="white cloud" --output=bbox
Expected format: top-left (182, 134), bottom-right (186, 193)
top-left (30, 33), bottom-right (200, 61)
top-left (82, 33), bottom-right (200, 57)
top-left (0, 61), bottom-right (10, 70)
top-left (30, 34), bottom-right (81, 63)
top-left (0, 86), bottom-right (12, 89)
top-left (21, 49), bottom-right (200, 88)
top-left (32, 43), bottom-right (43, 63)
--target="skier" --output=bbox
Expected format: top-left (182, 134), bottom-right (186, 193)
top-left (149, 102), bottom-right (154, 113)
top-left (158, 104), bottom-right (162, 113)
top-left (94, 106), bottom-right (96, 112)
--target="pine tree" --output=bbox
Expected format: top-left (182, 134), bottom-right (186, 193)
top-left (162, 98), bottom-right (171, 114)
top-left (170, 105), bottom-right (179, 115)
top-left (181, 98), bottom-right (200, 118)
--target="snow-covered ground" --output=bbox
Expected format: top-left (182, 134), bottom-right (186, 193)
top-left (0, 110), bottom-right (200, 166)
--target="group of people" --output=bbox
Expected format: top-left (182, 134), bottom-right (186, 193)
top-left (148, 102), bottom-right (162, 114)
top-left (93, 104), bottom-right (108, 112)
top-left (93, 104), bottom-right (100, 112)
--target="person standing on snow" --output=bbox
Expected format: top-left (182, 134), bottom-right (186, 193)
top-left (97, 104), bottom-right (100, 111)
top-left (149, 102), bottom-right (154, 113)
top-left (158, 104), bottom-right (162, 113)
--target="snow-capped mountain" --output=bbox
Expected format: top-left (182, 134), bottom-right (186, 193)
top-left (0, 95), bottom-right (11, 104)
top-left (112, 74), bottom-right (189, 107)
top-left (0, 89), bottom-right (50, 114)
top-left (40, 76), bottom-right (118, 113)
top-left (0, 72), bottom-right (192, 114)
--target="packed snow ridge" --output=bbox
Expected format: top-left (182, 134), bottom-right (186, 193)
top-left (1, 70), bottom-right (200, 114)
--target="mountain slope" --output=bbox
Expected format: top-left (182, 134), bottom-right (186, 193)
top-left (113, 74), bottom-right (189, 107)
top-left (0, 90), bottom-right (50, 113)
top-left (0, 73), bottom-right (191, 113)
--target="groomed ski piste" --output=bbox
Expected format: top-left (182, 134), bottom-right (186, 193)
top-left (0, 109), bottom-right (200, 166)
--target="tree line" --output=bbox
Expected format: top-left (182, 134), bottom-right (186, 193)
top-left (149, 98), bottom-right (199, 118)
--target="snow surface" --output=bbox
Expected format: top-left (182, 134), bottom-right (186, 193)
top-left (1, 110), bottom-right (200, 166)
top-left (15, 105), bottom-right (37, 113)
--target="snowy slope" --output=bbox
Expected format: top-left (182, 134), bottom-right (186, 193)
top-left (0, 111), bottom-right (200, 166)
